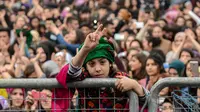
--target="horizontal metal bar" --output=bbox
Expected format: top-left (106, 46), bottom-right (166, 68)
top-left (0, 78), bottom-right (117, 88)
top-left (148, 77), bottom-right (200, 112)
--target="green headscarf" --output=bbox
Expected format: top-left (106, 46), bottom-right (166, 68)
top-left (79, 37), bottom-right (115, 66)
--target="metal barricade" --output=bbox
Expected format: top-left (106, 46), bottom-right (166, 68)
top-left (148, 77), bottom-right (200, 112)
top-left (0, 78), bottom-right (139, 112)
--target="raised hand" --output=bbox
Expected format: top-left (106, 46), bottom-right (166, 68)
top-left (82, 24), bottom-right (107, 51)
top-left (185, 29), bottom-right (196, 41)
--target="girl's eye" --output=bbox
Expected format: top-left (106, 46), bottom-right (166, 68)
top-left (100, 61), bottom-right (105, 64)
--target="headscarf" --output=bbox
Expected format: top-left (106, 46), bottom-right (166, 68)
top-left (79, 37), bottom-right (115, 66)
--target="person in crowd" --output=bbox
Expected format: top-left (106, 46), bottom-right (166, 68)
top-left (128, 53), bottom-right (147, 87)
top-left (181, 58), bottom-right (200, 102)
top-left (145, 49), bottom-right (168, 96)
top-left (4, 88), bottom-right (25, 111)
top-left (52, 25), bottom-right (148, 111)
top-left (25, 89), bottom-right (52, 112)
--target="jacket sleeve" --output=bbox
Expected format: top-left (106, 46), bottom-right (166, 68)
top-left (56, 34), bottom-right (80, 56)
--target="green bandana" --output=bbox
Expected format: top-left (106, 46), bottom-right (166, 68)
top-left (79, 37), bottom-right (115, 66)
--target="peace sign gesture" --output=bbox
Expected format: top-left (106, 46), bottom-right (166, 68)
top-left (82, 24), bottom-right (107, 52)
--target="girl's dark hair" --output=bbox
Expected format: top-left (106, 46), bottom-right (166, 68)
top-left (129, 39), bottom-right (143, 50)
top-left (75, 29), bottom-right (85, 44)
top-left (131, 53), bottom-right (147, 80)
top-left (146, 49), bottom-right (166, 74)
top-left (179, 48), bottom-right (194, 58)
top-left (30, 17), bottom-right (40, 29)
top-left (181, 58), bottom-right (200, 77)
top-left (145, 36), bottom-right (161, 48)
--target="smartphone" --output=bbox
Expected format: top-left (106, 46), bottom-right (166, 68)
top-left (32, 91), bottom-right (40, 100)
top-left (114, 33), bottom-right (124, 40)
top-left (190, 61), bottom-right (199, 77)
top-left (135, 22), bottom-right (144, 29)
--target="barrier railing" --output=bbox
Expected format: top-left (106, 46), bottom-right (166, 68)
top-left (148, 77), bottom-right (200, 112)
top-left (0, 78), bottom-right (138, 112)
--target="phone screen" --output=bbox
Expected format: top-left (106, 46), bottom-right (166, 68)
top-left (190, 61), bottom-right (199, 77)
top-left (114, 33), bottom-right (124, 40)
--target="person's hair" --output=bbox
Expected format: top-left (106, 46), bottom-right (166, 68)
top-left (45, 18), bottom-right (56, 23)
top-left (30, 17), bottom-right (40, 29)
top-left (145, 49), bottom-right (166, 74)
top-left (124, 34), bottom-right (135, 50)
top-left (175, 16), bottom-right (185, 24)
top-left (0, 27), bottom-right (10, 37)
top-left (79, 22), bottom-right (92, 29)
top-left (24, 63), bottom-right (35, 78)
top-left (66, 17), bottom-right (78, 24)
top-left (131, 53), bottom-right (147, 80)
top-left (8, 89), bottom-right (24, 109)
top-left (145, 36), bottom-right (161, 48)
top-left (127, 48), bottom-right (140, 57)
top-left (129, 39), bottom-right (143, 49)
top-left (181, 58), bottom-right (200, 77)
top-left (75, 29), bottom-right (85, 44)
top-left (179, 48), bottom-right (194, 58)
top-left (159, 18), bottom-right (168, 25)
top-left (14, 15), bottom-right (26, 24)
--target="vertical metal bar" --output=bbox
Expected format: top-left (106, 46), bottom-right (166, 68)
top-left (128, 91), bottom-right (139, 112)
top-left (84, 88), bottom-right (86, 112)
top-left (99, 88), bottom-right (100, 112)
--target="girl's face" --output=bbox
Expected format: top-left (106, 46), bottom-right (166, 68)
top-left (10, 89), bottom-right (24, 108)
top-left (152, 26), bottom-right (163, 38)
top-left (146, 59), bottom-right (160, 76)
top-left (179, 51), bottom-right (192, 64)
top-left (142, 38), bottom-right (150, 51)
top-left (176, 18), bottom-right (185, 26)
top-left (86, 58), bottom-right (110, 78)
top-left (54, 52), bottom-right (66, 68)
top-left (36, 47), bottom-right (47, 63)
top-left (128, 56), bottom-right (142, 71)
top-left (174, 33), bottom-right (185, 46)
top-left (40, 89), bottom-right (52, 109)
top-left (130, 41), bottom-right (141, 50)
top-left (125, 36), bottom-right (134, 50)
top-left (31, 18), bottom-right (39, 28)
top-left (64, 30), bottom-right (76, 44)
top-left (186, 63), bottom-right (193, 77)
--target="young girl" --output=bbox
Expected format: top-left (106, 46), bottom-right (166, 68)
top-left (128, 53), bottom-right (147, 87)
top-left (4, 88), bottom-right (25, 111)
top-left (52, 24), bottom-right (147, 111)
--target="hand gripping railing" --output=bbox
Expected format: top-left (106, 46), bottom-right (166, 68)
top-left (148, 77), bottom-right (200, 112)
top-left (0, 78), bottom-right (139, 112)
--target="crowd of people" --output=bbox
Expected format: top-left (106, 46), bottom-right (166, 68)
top-left (0, 0), bottom-right (200, 111)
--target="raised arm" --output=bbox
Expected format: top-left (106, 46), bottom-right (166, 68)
top-left (185, 29), bottom-right (200, 53)
top-left (72, 24), bottom-right (106, 67)
top-left (50, 24), bottom-right (79, 56)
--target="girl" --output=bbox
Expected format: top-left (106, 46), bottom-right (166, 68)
top-left (52, 24), bottom-right (147, 111)
top-left (4, 88), bottom-right (25, 111)
top-left (128, 53), bottom-right (147, 87)
top-left (145, 49), bottom-right (168, 96)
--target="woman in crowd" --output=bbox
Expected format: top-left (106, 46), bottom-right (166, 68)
top-left (181, 58), bottom-right (200, 103)
top-left (4, 88), bottom-right (25, 111)
top-left (128, 53), bottom-right (147, 87)
top-left (145, 49), bottom-right (168, 96)
top-left (25, 89), bottom-right (52, 112)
